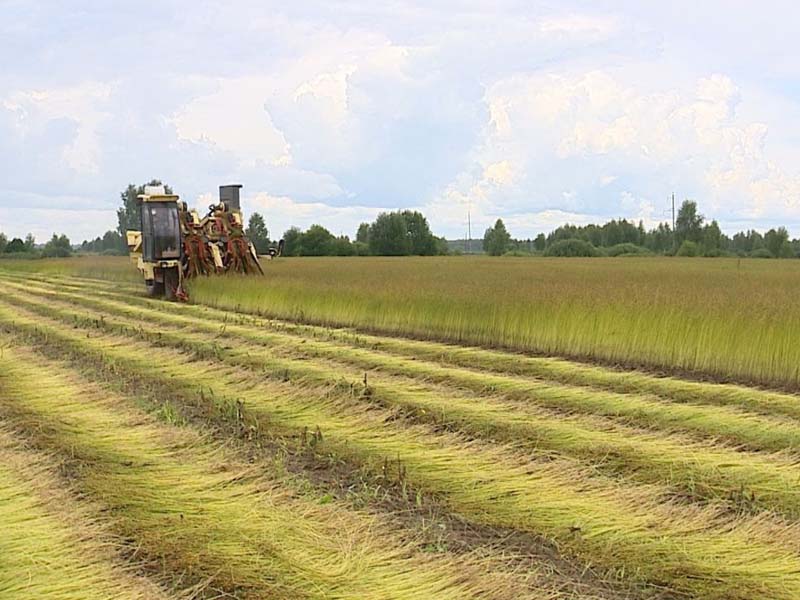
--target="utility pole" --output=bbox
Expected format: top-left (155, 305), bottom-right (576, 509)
top-left (467, 208), bottom-right (472, 254)
top-left (672, 192), bottom-right (676, 251)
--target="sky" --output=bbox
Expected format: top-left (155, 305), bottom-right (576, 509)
top-left (1, 0), bottom-right (799, 243)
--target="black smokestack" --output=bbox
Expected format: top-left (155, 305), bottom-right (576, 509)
top-left (219, 184), bottom-right (242, 211)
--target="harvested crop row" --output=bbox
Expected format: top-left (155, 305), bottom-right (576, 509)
top-left (0, 427), bottom-right (171, 600)
top-left (4, 299), bottom-right (800, 599)
top-left (0, 338), bottom-right (510, 600)
top-left (20, 272), bottom-right (800, 421)
top-left (11, 278), bottom-right (800, 457)
top-left (11, 278), bottom-right (800, 519)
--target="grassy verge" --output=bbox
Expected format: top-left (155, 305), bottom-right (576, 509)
top-left (0, 338), bottom-right (510, 600)
top-left (10, 277), bottom-right (800, 519)
top-left (0, 256), bottom-right (138, 282)
top-left (0, 428), bottom-right (171, 600)
top-left (5, 297), bottom-right (800, 598)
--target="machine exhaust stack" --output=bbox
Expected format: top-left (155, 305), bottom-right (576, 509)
top-left (219, 184), bottom-right (242, 212)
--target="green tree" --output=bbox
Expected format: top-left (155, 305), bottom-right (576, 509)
top-left (0, 233), bottom-right (7, 253)
top-left (637, 221), bottom-right (646, 246)
top-left (601, 220), bottom-right (624, 246)
top-left (81, 233), bottom-right (120, 253)
top-left (483, 218), bottom-right (512, 256)
top-left (675, 200), bottom-right (704, 245)
top-left (765, 227), bottom-right (792, 258)
top-left (702, 220), bottom-right (723, 255)
top-left (246, 212), bottom-right (270, 254)
top-left (81, 237), bottom-right (100, 252)
top-left (299, 224), bottom-right (335, 256)
top-left (369, 212), bottom-right (411, 256)
top-left (401, 210), bottom-right (437, 255)
top-left (281, 227), bottom-right (303, 257)
top-left (356, 222), bottom-right (370, 245)
top-left (433, 236), bottom-right (450, 256)
top-left (332, 235), bottom-right (355, 256)
top-left (5, 238), bottom-right (25, 253)
top-left (42, 233), bottom-right (72, 258)
top-left (731, 230), bottom-right (764, 255)
top-left (644, 223), bottom-right (672, 254)
top-left (534, 233), bottom-right (546, 252)
top-left (101, 230), bottom-right (124, 253)
top-left (543, 239), bottom-right (600, 257)
top-left (117, 180), bottom-right (173, 236)
top-left (676, 240), bottom-right (700, 257)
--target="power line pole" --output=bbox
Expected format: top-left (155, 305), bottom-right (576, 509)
top-left (467, 208), bottom-right (472, 254)
top-left (672, 192), bottom-right (676, 251)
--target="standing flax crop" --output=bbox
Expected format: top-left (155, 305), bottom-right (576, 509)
top-left (183, 257), bottom-right (800, 388)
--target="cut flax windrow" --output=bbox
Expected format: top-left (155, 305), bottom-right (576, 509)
top-left (10, 278), bottom-right (800, 519)
top-left (10, 279), bottom-right (800, 450)
top-left (4, 299), bottom-right (800, 599)
top-left (0, 428), bottom-right (171, 600)
top-left (0, 340), bottom-right (524, 600)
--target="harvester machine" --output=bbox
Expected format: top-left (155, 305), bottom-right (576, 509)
top-left (127, 184), bottom-right (279, 300)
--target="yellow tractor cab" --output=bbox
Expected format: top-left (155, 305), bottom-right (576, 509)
top-left (128, 185), bottom-right (184, 300)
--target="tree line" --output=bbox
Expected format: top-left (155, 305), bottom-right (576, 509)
top-left (7, 180), bottom-right (797, 261)
top-left (0, 232), bottom-right (74, 258)
top-left (482, 201), bottom-right (800, 258)
top-left (273, 211), bottom-right (449, 257)
top-left (102, 180), bottom-right (800, 259)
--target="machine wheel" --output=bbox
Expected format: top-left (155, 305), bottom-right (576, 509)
top-left (145, 279), bottom-right (164, 297)
top-left (163, 267), bottom-right (179, 301)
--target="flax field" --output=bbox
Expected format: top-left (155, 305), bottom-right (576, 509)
top-left (3, 255), bottom-right (800, 599)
